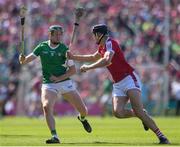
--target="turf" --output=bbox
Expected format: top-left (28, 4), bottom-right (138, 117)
top-left (0, 116), bottom-right (179, 146)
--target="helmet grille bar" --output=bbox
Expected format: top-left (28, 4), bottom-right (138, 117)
top-left (92, 24), bottom-right (108, 35)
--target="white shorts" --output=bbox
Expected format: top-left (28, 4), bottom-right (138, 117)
top-left (112, 71), bottom-right (142, 97)
top-left (42, 80), bottom-right (76, 94)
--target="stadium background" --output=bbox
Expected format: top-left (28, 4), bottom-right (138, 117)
top-left (0, 0), bottom-right (180, 118)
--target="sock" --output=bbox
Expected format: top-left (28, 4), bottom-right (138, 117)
top-left (154, 128), bottom-right (165, 139)
top-left (79, 115), bottom-right (86, 121)
top-left (51, 130), bottom-right (58, 139)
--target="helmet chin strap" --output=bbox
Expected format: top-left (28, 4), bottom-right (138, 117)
top-left (96, 34), bottom-right (105, 45)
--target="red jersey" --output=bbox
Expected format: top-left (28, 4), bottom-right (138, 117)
top-left (98, 37), bottom-right (134, 83)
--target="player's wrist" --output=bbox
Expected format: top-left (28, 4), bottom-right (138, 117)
top-left (87, 65), bottom-right (91, 70)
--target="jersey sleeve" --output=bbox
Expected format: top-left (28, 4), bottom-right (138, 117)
top-left (62, 45), bottom-right (69, 57)
top-left (33, 43), bottom-right (42, 56)
top-left (105, 40), bottom-right (115, 54)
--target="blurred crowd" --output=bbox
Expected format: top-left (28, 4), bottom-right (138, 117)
top-left (0, 0), bottom-right (179, 117)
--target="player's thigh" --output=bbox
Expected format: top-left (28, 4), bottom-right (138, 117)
top-left (41, 88), bottom-right (58, 107)
top-left (127, 89), bottom-right (144, 110)
top-left (112, 78), bottom-right (129, 111)
top-left (62, 90), bottom-right (86, 111)
top-left (112, 96), bottom-right (129, 111)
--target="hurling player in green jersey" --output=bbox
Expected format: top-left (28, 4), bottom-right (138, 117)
top-left (19, 25), bottom-right (92, 144)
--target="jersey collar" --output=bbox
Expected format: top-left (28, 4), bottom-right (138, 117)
top-left (48, 40), bottom-right (60, 49)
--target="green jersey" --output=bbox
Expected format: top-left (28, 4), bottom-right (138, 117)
top-left (33, 40), bottom-right (69, 83)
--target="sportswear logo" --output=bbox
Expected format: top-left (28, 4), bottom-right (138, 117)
top-left (134, 81), bottom-right (140, 88)
top-left (50, 51), bottom-right (55, 56)
top-left (42, 51), bottom-right (48, 54)
top-left (67, 85), bottom-right (73, 88)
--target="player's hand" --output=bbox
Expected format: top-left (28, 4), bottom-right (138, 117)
top-left (80, 64), bottom-right (89, 72)
top-left (19, 54), bottom-right (26, 64)
top-left (66, 51), bottom-right (74, 59)
top-left (50, 75), bottom-right (60, 83)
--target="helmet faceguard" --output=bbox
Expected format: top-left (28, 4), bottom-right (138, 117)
top-left (92, 24), bottom-right (108, 35)
top-left (48, 25), bottom-right (63, 45)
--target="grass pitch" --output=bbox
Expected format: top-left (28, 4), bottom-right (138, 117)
top-left (0, 116), bottom-right (180, 146)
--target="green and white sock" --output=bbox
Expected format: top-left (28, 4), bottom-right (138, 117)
top-left (51, 130), bottom-right (58, 139)
top-left (79, 115), bottom-right (86, 121)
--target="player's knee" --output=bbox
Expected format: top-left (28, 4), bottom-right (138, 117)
top-left (113, 109), bottom-right (125, 118)
top-left (43, 105), bottom-right (48, 114)
top-left (42, 102), bottom-right (51, 114)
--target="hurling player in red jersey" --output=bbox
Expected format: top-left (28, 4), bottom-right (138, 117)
top-left (67, 24), bottom-right (170, 144)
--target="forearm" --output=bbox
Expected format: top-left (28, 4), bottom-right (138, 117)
top-left (72, 54), bottom-right (96, 62)
top-left (80, 51), bottom-right (114, 72)
top-left (22, 57), bottom-right (34, 64)
top-left (56, 67), bottom-right (76, 81)
top-left (88, 58), bottom-right (110, 70)
top-left (19, 53), bottom-right (36, 64)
